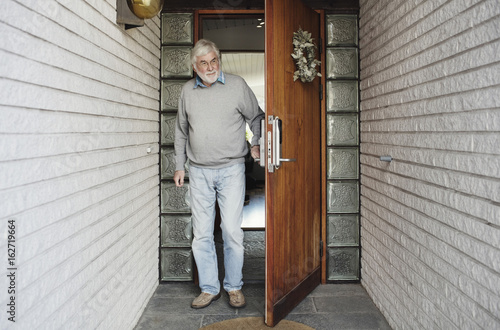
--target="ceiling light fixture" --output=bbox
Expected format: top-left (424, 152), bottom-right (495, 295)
top-left (127, 0), bottom-right (164, 19)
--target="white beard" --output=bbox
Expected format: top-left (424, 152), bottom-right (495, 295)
top-left (197, 70), bottom-right (219, 85)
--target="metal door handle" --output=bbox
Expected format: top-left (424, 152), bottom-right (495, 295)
top-left (268, 116), bottom-right (296, 172)
top-left (255, 119), bottom-right (266, 167)
top-left (274, 117), bottom-right (296, 166)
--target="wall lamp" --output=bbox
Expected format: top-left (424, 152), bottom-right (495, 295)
top-left (117, 0), bottom-right (164, 29)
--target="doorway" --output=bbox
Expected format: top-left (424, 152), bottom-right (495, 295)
top-left (159, 6), bottom-right (323, 325)
top-left (199, 13), bottom-right (267, 281)
top-left (160, 4), bottom-right (362, 325)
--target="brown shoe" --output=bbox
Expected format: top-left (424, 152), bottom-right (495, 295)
top-left (228, 290), bottom-right (246, 308)
top-left (191, 292), bottom-right (221, 309)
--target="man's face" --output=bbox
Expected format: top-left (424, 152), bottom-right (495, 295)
top-left (194, 51), bottom-right (220, 87)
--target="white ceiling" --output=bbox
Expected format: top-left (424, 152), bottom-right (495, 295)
top-left (221, 52), bottom-right (265, 107)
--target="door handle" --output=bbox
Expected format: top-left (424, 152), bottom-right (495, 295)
top-left (267, 116), bottom-right (296, 172)
top-left (274, 117), bottom-right (296, 168)
top-left (255, 118), bottom-right (266, 167)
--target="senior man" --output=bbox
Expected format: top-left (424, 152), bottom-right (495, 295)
top-left (174, 39), bottom-right (264, 309)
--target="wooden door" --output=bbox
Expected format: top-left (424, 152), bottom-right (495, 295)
top-left (265, 0), bottom-right (322, 326)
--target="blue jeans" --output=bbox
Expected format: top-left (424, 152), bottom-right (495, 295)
top-left (189, 163), bottom-right (245, 295)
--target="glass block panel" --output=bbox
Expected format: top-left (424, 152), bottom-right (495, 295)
top-left (161, 46), bottom-right (193, 78)
top-left (327, 214), bottom-right (359, 247)
top-left (327, 181), bottom-right (359, 213)
top-left (161, 147), bottom-right (189, 179)
top-left (160, 114), bottom-right (176, 145)
top-left (161, 182), bottom-right (191, 213)
top-left (327, 114), bottom-right (358, 146)
top-left (161, 80), bottom-right (186, 111)
top-left (326, 48), bottom-right (358, 79)
top-left (161, 13), bottom-right (193, 45)
top-left (327, 80), bottom-right (359, 112)
top-left (326, 15), bottom-right (358, 46)
top-left (327, 247), bottom-right (359, 280)
top-left (161, 215), bottom-right (192, 247)
top-left (160, 248), bottom-right (193, 281)
top-left (161, 147), bottom-right (176, 179)
top-left (327, 148), bottom-right (359, 179)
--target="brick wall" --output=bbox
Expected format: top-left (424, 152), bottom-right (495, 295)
top-left (359, 0), bottom-right (500, 328)
top-left (0, 1), bottom-right (160, 328)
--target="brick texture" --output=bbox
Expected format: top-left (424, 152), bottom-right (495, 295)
top-left (0, 1), bottom-right (160, 329)
top-left (359, 0), bottom-right (500, 328)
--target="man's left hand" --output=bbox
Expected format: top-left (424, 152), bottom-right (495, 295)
top-left (251, 145), bottom-right (260, 159)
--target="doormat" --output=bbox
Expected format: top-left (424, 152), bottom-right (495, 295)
top-left (201, 316), bottom-right (314, 329)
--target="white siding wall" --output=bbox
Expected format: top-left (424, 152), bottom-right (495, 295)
top-left (0, 0), bottom-right (160, 329)
top-left (359, 0), bottom-right (500, 328)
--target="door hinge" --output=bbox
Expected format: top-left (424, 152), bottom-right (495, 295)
top-left (320, 84), bottom-right (323, 101)
top-left (320, 240), bottom-right (323, 257)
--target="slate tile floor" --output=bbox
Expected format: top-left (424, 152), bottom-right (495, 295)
top-left (134, 282), bottom-right (392, 329)
top-left (141, 182), bottom-right (391, 329)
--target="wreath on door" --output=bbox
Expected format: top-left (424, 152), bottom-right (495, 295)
top-left (291, 28), bottom-right (322, 83)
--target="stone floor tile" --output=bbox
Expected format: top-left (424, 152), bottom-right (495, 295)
top-left (201, 314), bottom-right (242, 327)
top-left (235, 296), bottom-right (265, 316)
top-left (309, 283), bottom-right (369, 297)
top-left (286, 312), bottom-right (392, 330)
top-left (134, 314), bottom-right (202, 330)
top-left (289, 297), bottom-right (317, 314)
top-left (313, 295), bottom-right (380, 314)
top-left (142, 296), bottom-right (236, 316)
top-left (241, 282), bottom-right (265, 297)
top-left (155, 282), bottom-right (200, 297)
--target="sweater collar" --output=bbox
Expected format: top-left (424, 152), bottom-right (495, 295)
top-left (194, 71), bottom-right (225, 88)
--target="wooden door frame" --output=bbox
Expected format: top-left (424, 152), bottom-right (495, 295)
top-left (319, 9), bottom-right (327, 284)
top-left (195, 9), bottom-right (265, 42)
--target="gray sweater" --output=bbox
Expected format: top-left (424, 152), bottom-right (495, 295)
top-left (174, 73), bottom-right (264, 170)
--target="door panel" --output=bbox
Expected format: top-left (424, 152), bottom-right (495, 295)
top-left (265, 0), bottom-right (321, 326)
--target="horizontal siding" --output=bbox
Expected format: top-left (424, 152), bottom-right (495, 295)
top-left (359, 0), bottom-right (500, 329)
top-left (361, 194), bottom-right (500, 328)
top-left (1, 138), bottom-right (158, 216)
top-left (0, 0), bottom-right (161, 329)
top-left (23, 188), bottom-right (158, 328)
top-left (361, 0), bottom-right (499, 78)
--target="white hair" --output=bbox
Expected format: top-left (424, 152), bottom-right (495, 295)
top-left (191, 39), bottom-right (221, 68)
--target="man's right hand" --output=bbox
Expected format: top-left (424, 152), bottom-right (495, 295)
top-left (174, 170), bottom-right (185, 187)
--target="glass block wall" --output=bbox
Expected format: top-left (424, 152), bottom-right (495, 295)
top-left (325, 14), bottom-right (360, 281)
top-left (159, 12), bottom-right (194, 281)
